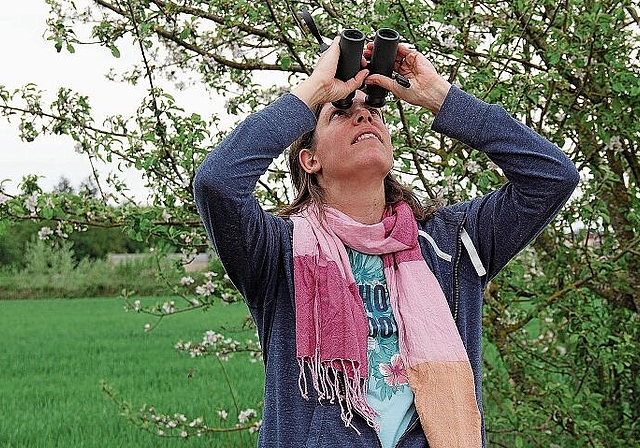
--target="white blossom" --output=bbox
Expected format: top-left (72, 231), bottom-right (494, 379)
top-left (162, 300), bottom-right (175, 314)
top-left (195, 281), bottom-right (216, 296)
top-left (465, 160), bottom-right (482, 174)
top-left (189, 417), bottom-right (203, 427)
top-left (606, 135), bottom-right (623, 154)
top-left (249, 419), bottom-right (263, 433)
top-left (180, 276), bottom-right (195, 286)
top-left (55, 221), bottom-right (68, 238)
top-left (24, 192), bottom-right (39, 214)
top-left (238, 408), bottom-right (257, 423)
top-left (38, 226), bottom-right (53, 240)
top-left (442, 36), bottom-right (456, 49)
top-left (203, 330), bottom-right (223, 345)
top-left (0, 193), bottom-right (10, 205)
top-left (218, 409), bottom-right (228, 420)
top-left (557, 346), bottom-right (567, 356)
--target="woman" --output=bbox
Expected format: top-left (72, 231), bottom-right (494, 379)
top-left (194, 38), bottom-right (579, 448)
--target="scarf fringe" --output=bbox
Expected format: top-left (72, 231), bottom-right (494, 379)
top-left (298, 356), bottom-right (379, 432)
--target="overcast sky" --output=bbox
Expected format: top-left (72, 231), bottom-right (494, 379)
top-left (0, 0), bottom-right (224, 201)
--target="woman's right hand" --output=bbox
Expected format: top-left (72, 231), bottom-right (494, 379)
top-left (292, 38), bottom-right (369, 109)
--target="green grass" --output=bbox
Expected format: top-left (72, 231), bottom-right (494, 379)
top-left (0, 297), bottom-right (263, 448)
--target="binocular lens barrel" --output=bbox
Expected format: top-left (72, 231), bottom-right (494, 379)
top-left (366, 28), bottom-right (400, 108)
top-left (333, 29), bottom-right (365, 109)
top-left (335, 29), bottom-right (366, 81)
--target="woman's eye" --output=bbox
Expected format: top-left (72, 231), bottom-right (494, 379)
top-left (330, 110), bottom-right (347, 120)
top-left (369, 108), bottom-right (382, 118)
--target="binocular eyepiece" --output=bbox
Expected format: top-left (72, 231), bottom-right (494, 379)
top-left (333, 28), bottom-right (400, 109)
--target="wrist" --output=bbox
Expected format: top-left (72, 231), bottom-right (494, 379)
top-left (424, 79), bottom-right (452, 114)
top-left (292, 80), bottom-right (323, 110)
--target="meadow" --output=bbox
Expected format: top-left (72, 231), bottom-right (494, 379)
top-left (0, 297), bottom-right (263, 448)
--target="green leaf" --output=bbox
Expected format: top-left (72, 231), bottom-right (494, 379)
top-left (280, 56), bottom-right (292, 70)
top-left (179, 28), bottom-right (191, 40)
top-left (110, 45), bottom-right (121, 58)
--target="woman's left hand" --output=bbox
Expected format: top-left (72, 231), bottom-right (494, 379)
top-left (363, 43), bottom-right (452, 114)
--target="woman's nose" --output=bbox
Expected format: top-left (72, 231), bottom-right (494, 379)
top-left (354, 108), bottom-right (373, 124)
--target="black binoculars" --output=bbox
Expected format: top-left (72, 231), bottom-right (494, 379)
top-left (333, 28), bottom-right (401, 109)
top-left (297, 10), bottom-right (409, 109)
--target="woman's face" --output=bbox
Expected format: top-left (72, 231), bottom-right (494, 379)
top-left (302, 90), bottom-right (394, 187)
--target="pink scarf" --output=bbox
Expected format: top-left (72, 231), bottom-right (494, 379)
top-left (291, 202), bottom-right (482, 447)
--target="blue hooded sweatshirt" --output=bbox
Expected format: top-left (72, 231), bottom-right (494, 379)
top-left (193, 87), bottom-right (579, 447)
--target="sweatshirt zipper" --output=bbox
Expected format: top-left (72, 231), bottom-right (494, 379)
top-left (396, 219), bottom-right (465, 447)
top-left (452, 216), bottom-right (466, 323)
top-left (352, 407), bottom-right (384, 448)
top-left (357, 219), bottom-right (466, 448)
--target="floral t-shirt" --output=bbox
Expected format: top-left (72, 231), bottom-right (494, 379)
top-left (346, 247), bottom-right (415, 448)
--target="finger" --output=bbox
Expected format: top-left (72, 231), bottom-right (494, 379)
top-left (316, 37), bottom-right (341, 75)
top-left (364, 74), bottom-right (397, 93)
top-left (345, 69), bottom-right (370, 91)
top-left (395, 44), bottom-right (414, 58)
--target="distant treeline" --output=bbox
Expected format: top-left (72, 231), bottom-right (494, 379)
top-left (0, 219), bottom-right (148, 268)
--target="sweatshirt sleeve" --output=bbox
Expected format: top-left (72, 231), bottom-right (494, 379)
top-left (432, 86), bottom-right (580, 281)
top-left (193, 94), bottom-right (316, 308)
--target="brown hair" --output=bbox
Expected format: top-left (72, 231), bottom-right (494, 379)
top-left (278, 104), bottom-right (439, 222)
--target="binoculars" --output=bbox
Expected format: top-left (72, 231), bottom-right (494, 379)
top-left (297, 10), bottom-right (408, 110)
top-left (333, 28), bottom-right (401, 109)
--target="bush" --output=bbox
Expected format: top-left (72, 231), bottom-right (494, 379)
top-left (0, 239), bottom-right (185, 300)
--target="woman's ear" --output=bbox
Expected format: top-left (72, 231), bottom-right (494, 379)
top-left (299, 148), bottom-right (321, 174)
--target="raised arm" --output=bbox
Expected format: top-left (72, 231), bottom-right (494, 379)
top-left (433, 87), bottom-right (579, 280)
top-left (365, 44), bottom-right (579, 281)
top-left (194, 38), bottom-right (369, 307)
top-left (193, 95), bottom-right (315, 307)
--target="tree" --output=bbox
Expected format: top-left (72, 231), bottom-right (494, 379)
top-left (1, 0), bottom-right (638, 446)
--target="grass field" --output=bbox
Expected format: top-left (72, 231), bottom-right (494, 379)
top-left (0, 297), bottom-right (263, 448)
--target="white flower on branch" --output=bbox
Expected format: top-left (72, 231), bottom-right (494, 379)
top-left (606, 135), bottom-right (623, 154)
top-left (38, 226), bottom-right (53, 240)
top-left (162, 300), bottom-right (175, 314)
top-left (24, 192), bottom-right (39, 214)
top-left (238, 408), bottom-right (257, 424)
top-left (203, 330), bottom-right (223, 345)
top-left (195, 280), bottom-right (216, 296)
top-left (249, 419), bottom-right (263, 434)
top-left (180, 276), bottom-right (195, 286)
top-left (465, 160), bottom-right (482, 174)
top-left (189, 417), bottom-right (203, 427)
